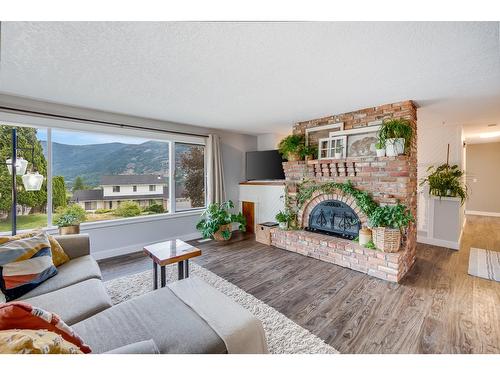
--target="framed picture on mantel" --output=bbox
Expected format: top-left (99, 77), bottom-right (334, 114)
top-left (308, 122), bottom-right (382, 160)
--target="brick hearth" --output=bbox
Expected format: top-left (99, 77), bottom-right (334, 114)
top-left (271, 229), bottom-right (414, 282)
top-left (270, 100), bottom-right (418, 283)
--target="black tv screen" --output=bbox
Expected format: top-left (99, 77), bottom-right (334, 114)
top-left (246, 150), bottom-right (285, 180)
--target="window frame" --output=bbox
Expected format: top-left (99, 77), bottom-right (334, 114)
top-left (0, 115), bottom-right (208, 234)
top-left (113, 185), bottom-right (121, 193)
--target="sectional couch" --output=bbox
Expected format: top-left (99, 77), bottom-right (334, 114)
top-left (15, 234), bottom-right (268, 354)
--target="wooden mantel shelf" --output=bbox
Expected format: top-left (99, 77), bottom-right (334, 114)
top-left (239, 180), bottom-right (286, 186)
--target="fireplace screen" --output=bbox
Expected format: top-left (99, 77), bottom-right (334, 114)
top-left (307, 200), bottom-right (361, 239)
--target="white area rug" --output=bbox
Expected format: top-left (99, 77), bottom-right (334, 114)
top-left (468, 248), bottom-right (500, 282)
top-left (104, 263), bottom-right (338, 354)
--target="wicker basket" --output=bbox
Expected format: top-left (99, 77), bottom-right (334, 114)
top-left (213, 224), bottom-right (232, 241)
top-left (372, 227), bottom-right (401, 253)
top-left (287, 152), bottom-right (301, 162)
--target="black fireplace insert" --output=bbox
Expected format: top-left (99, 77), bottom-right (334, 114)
top-left (306, 200), bottom-right (361, 239)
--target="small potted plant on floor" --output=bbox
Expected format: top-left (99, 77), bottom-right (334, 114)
top-left (300, 144), bottom-right (317, 161)
top-left (196, 200), bottom-right (246, 241)
top-left (378, 118), bottom-right (413, 157)
top-left (278, 134), bottom-right (306, 161)
top-left (54, 204), bottom-right (87, 235)
top-left (369, 204), bottom-right (414, 252)
top-left (375, 139), bottom-right (386, 157)
top-left (275, 210), bottom-right (291, 230)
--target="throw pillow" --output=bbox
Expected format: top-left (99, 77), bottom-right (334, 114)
top-left (0, 231), bottom-right (70, 267)
top-left (0, 232), bottom-right (58, 301)
top-left (0, 329), bottom-right (83, 354)
top-left (0, 302), bottom-right (91, 353)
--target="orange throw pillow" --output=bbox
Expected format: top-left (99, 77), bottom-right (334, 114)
top-left (0, 302), bottom-right (91, 353)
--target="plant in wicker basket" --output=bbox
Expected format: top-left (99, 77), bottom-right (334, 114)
top-left (196, 200), bottom-right (246, 241)
top-left (369, 204), bottom-right (414, 252)
top-left (278, 134), bottom-right (306, 161)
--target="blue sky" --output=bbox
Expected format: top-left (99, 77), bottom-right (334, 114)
top-left (37, 129), bottom-right (149, 145)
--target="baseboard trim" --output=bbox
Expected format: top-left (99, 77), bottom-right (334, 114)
top-left (417, 236), bottom-right (459, 250)
top-left (465, 210), bottom-right (500, 217)
top-left (92, 232), bottom-right (201, 260)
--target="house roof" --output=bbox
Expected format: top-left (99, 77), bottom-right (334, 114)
top-left (72, 189), bottom-right (104, 202)
top-left (100, 174), bottom-right (167, 185)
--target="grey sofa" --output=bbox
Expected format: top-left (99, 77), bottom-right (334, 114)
top-left (15, 234), bottom-right (266, 354)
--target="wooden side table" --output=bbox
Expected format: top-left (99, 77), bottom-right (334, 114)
top-left (143, 239), bottom-right (202, 289)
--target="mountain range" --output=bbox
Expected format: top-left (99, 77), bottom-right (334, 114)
top-left (41, 140), bottom-right (176, 188)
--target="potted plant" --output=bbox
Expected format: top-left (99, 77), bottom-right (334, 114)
top-left (278, 134), bottom-right (305, 161)
top-left (420, 163), bottom-right (468, 205)
top-left (54, 204), bottom-right (87, 235)
top-left (369, 204), bottom-right (414, 252)
top-left (300, 144), bottom-right (317, 161)
top-left (275, 210), bottom-right (291, 230)
top-left (375, 139), bottom-right (386, 157)
top-left (378, 119), bottom-right (413, 157)
top-left (196, 200), bottom-right (246, 241)
top-left (334, 145), bottom-right (344, 159)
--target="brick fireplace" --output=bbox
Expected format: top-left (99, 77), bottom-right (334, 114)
top-left (270, 101), bottom-right (417, 283)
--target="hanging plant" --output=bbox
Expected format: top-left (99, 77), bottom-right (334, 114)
top-left (420, 163), bottom-right (468, 205)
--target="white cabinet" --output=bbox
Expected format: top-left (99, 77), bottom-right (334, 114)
top-left (238, 183), bottom-right (285, 224)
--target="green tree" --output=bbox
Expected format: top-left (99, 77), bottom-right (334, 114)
top-left (52, 176), bottom-right (67, 209)
top-left (0, 125), bottom-right (47, 216)
top-left (73, 176), bottom-right (85, 192)
top-left (179, 146), bottom-right (205, 207)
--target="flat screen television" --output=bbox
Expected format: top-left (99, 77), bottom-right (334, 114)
top-left (245, 150), bottom-right (285, 180)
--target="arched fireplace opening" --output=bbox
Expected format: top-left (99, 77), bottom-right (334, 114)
top-left (306, 200), bottom-right (361, 240)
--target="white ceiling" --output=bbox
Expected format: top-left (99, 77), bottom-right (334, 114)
top-left (1, 21), bottom-right (499, 135)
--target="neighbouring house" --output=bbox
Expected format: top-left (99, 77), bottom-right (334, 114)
top-left (71, 174), bottom-right (168, 211)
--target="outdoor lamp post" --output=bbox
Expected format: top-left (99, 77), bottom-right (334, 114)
top-left (5, 127), bottom-right (45, 235)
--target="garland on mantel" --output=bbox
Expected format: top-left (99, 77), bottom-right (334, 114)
top-left (296, 180), bottom-right (378, 217)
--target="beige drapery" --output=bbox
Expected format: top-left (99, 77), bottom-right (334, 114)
top-left (207, 134), bottom-right (225, 204)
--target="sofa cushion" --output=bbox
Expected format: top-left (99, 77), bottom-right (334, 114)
top-left (0, 233), bottom-right (58, 301)
top-left (0, 329), bottom-right (84, 354)
top-left (0, 301), bottom-right (91, 353)
top-left (0, 231), bottom-right (70, 267)
top-left (72, 286), bottom-right (226, 354)
top-left (21, 279), bottom-right (112, 325)
top-left (19, 255), bottom-right (102, 299)
top-left (105, 339), bottom-right (160, 354)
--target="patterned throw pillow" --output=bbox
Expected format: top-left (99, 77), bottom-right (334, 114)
top-left (0, 302), bottom-right (91, 353)
top-left (0, 231), bottom-right (70, 267)
top-left (0, 232), bottom-right (58, 301)
top-left (0, 329), bottom-right (83, 354)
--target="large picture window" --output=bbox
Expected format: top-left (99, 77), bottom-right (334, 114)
top-left (0, 123), bottom-right (207, 234)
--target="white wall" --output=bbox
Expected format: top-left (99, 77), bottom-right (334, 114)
top-left (417, 120), bottom-right (464, 249)
top-left (257, 133), bottom-right (287, 151)
top-left (0, 94), bottom-right (257, 258)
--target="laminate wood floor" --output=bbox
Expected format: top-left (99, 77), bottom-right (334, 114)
top-left (98, 215), bottom-right (500, 354)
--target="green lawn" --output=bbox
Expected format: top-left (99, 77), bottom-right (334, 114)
top-left (0, 213), bottom-right (48, 233)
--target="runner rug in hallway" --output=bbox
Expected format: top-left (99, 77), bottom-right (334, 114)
top-left (468, 248), bottom-right (500, 282)
top-left (104, 262), bottom-right (338, 354)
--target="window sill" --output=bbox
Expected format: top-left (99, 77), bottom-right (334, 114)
top-left (3, 210), bottom-right (204, 236)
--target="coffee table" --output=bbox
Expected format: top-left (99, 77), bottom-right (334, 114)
top-left (143, 239), bottom-right (202, 289)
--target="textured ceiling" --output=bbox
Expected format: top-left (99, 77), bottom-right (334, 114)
top-left (0, 21), bottom-right (499, 134)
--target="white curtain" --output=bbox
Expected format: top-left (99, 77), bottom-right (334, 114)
top-left (207, 134), bottom-right (226, 204)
